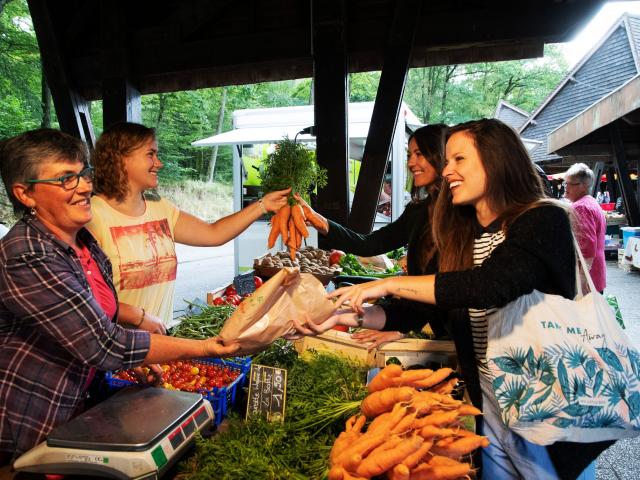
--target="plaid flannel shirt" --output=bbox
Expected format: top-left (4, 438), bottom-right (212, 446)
top-left (0, 215), bottom-right (150, 456)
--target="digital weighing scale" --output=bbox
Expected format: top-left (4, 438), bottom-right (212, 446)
top-left (14, 385), bottom-right (214, 479)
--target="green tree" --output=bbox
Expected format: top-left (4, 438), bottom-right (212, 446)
top-left (0, 0), bottom-right (48, 138)
top-left (349, 72), bottom-right (380, 102)
top-left (402, 45), bottom-right (568, 124)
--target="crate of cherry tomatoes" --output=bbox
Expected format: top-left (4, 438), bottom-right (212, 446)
top-left (106, 357), bottom-right (251, 426)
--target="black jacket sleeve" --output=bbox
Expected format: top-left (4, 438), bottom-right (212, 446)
top-left (323, 202), bottom-right (422, 256)
top-left (435, 205), bottom-right (576, 310)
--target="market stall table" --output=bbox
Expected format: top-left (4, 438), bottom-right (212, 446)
top-left (623, 237), bottom-right (640, 268)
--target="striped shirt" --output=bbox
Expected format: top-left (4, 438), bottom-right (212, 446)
top-left (469, 225), bottom-right (505, 365)
top-left (0, 215), bottom-right (150, 456)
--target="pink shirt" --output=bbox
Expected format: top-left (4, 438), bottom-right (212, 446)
top-left (77, 243), bottom-right (118, 392)
top-left (572, 195), bottom-right (607, 291)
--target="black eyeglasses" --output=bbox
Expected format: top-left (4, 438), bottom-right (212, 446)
top-left (26, 166), bottom-right (94, 191)
top-left (562, 181), bottom-right (582, 188)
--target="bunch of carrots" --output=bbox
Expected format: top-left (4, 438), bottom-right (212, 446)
top-left (268, 200), bottom-right (325, 260)
top-left (328, 364), bottom-right (489, 480)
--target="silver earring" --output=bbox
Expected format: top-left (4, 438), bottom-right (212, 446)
top-left (30, 207), bottom-right (36, 216)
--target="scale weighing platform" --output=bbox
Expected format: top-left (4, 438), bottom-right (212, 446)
top-left (14, 385), bottom-right (214, 479)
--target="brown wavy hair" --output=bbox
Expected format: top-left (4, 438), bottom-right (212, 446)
top-left (92, 122), bottom-right (156, 201)
top-left (433, 119), bottom-right (547, 272)
top-left (408, 124), bottom-right (448, 270)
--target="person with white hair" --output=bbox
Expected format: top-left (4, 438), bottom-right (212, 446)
top-left (564, 162), bottom-right (607, 292)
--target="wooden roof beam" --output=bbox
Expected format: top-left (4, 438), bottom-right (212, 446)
top-left (348, 0), bottom-right (421, 233)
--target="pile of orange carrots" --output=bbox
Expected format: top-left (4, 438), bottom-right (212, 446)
top-left (328, 364), bottom-right (489, 480)
top-left (268, 201), bottom-right (324, 260)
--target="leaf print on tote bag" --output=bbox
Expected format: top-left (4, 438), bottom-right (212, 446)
top-left (485, 246), bottom-right (640, 445)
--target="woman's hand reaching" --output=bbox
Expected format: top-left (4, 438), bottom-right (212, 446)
top-left (351, 330), bottom-right (404, 351)
top-left (203, 337), bottom-right (241, 357)
top-left (133, 364), bottom-right (164, 386)
top-left (139, 312), bottom-right (167, 335)
top-left (327, 278), bottom-right (393, 315)
top-left (283, 310), bottom-right (361, 340)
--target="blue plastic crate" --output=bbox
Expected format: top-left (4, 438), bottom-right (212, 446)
top-left (105, 357), bottom-right (250, 426)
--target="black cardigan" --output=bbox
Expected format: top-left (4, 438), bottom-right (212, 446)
top-left (325, 199), bottom-right (428, 275)
top-left (388, 205), bottom-right (610, 479)
top-left (324, 199), bottom-right (447, 337)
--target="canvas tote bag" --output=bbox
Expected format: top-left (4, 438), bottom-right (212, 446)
top-left (485, 245), bottom-right (640, 445)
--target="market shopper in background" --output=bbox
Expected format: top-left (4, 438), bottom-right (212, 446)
top-left (289, 119), bottom-right (609, 479)
top-left (564, 163), bottom-right (607, 293)
top-left (88, 122), bottom-right (290, 330)
top-left (293, 124), bottom-right (449, 348)
top-left (0, 129), bottom-right (239, 464)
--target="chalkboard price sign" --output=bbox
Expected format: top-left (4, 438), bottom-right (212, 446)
top-left (245, 364), bottom-right (288, 421)
top-left (233, 270), bottom-right (256, 296)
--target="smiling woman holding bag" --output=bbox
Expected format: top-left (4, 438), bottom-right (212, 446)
top-left (290, 119), bottom-right (634, 479)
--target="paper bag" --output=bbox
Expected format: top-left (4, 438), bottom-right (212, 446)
top-left (219, 267), bottom-right (336, 352)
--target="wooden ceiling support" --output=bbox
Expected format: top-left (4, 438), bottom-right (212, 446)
top-left (101, 0), bottom-right (141, 128)
top-left (348, 0), bottom-right (420, 233)
top-left (312, 0), bottom-right (350, 231)
top-left (27, 0), bottom-right (95, 147)
top-left (609, 122), bottom-right (640, 226)
top-left (591, 161), bottom-right (604, 197)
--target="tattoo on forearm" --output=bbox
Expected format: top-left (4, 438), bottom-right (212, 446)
top-left (398, 288), bottom-right (418, 295)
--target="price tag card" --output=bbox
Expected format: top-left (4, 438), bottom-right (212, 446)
top-left (233, 271), bottom-right (256, 296)
top-left (245, 364), bottom-right (288, 422)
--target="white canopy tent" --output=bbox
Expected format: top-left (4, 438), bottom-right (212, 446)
top-left (192, 102), bottom-right (421, 159)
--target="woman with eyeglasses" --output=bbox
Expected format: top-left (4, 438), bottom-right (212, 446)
top-left (0, 129), bottom-right (239, 464)
top-left (87, 122), bottom-right (290, 332)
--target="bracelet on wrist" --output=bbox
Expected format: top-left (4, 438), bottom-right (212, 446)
top-left (258, 199), bottom-right (268, 215)
top-left (135, 307), bottom-right (145, 328)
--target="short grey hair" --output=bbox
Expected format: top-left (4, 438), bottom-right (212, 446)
top-left (0, 129), bottom-right (88, 215)
top-left (565, 163), bottom-right (594, 189)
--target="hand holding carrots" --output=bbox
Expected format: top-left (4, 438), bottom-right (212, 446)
top-left (268, 193), bottom-right (328, 261)
top-left (260, 187), bottom-right (292, 213)
top-left (293, 193), bottom-right (329, 234)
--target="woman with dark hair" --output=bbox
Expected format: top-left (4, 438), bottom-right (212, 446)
top-left (293, 124), bottom-right (449, 347)
top-left (0, 129), bottom-right (238, 464)
top-left (291, 119), bottom-right (609, 479)
top-left (87, 122), bottom-right (290, 331)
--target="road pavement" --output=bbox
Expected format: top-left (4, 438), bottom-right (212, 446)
top-left (596, 261), bottom-right (640, 480)
top-left (172, 242), bottom-right (235, 317)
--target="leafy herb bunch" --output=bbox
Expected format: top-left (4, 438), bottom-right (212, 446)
top-left (178, 351), bottom-right (368, 479)
top-left (259, 137), bottom-right (327, 204)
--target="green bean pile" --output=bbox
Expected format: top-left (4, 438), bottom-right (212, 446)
top-left (169, 304), bottom-right (236, 339)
